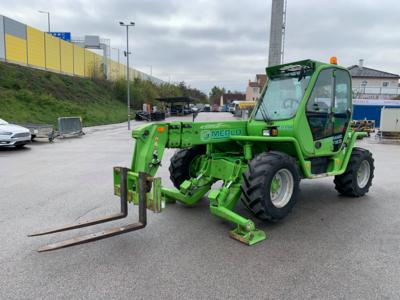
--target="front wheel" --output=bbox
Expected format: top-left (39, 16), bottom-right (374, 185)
top-left (241, 152), bottom-right (301, 222)
top-left (334, 147), bottom-right (374, 197)
top-left (169, 146), bottom-right (205, 189)
top-left (15, 143), bottom-right (26, 149)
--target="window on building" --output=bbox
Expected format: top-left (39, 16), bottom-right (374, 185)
top-left (382, 82), bottom-right (389, 87)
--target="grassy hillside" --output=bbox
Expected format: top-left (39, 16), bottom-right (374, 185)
top-left (0, 62), bottom-right (128, 126)
top-left (0, 62), bottom-right (208, 126)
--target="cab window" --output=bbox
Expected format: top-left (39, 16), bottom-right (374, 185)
top-left (306, 68), bottom-right (351, 142)
top-left (333, 69), bottom-right (351, 136)
top-left (306, 69), bottom-right (334, 140)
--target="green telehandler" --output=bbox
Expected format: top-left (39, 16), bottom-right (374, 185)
top-left (30, 58), bottom-right (374, 251)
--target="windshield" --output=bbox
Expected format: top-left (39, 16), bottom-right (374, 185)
top-left (0, 118), bottom-right (8, 125)
top-left (254, 72), bottom-right (311, 121)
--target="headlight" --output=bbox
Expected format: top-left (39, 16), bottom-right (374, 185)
top-left (262, 129), bottom-right (271, 136)
top-left (0, 131), bottom-right (12, 135)
top-left (262, 128), bottom-right (278, 136)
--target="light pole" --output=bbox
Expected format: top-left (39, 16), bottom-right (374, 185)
top-left (147, 65), bottom-right (153, 76)
top-left (38, 10), bottom-right (50, 32)
top-left (119, 21), bottom-right (135, 130)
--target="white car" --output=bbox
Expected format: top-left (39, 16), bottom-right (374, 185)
top-left (0, 118), bottom-right (31, 148)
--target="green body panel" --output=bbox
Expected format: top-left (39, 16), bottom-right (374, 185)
top-left (113, 59), bottom-right (365, 245)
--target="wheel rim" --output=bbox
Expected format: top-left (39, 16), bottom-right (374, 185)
top-left (357, 160), bottom-right (371, 188)
top-left (270, 169), bottom-right (294, 208)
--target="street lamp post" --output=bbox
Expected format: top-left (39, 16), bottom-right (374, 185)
top-left (38, 10), bottom-right (50, 32)
top-left (119, 21), bottom-right (135, 130)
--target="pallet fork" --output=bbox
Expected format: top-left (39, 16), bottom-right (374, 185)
top-left (29, 168), bottom-right (153, 252)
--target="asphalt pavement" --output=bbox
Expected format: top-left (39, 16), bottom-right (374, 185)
top-left (1, 112), bottom-right (399, 299)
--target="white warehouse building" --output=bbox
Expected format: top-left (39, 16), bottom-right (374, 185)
top-left (348, 59), bottom-right (400, 99)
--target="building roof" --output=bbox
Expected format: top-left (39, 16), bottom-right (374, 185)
top-left (248, 74), bottom-right (267, 89)
top-left (348, 65), bottom-right (399, 79)
top-left (248, 82), bottom-right (260, 88)
top-left (256, 74), bottom-right (267, 87)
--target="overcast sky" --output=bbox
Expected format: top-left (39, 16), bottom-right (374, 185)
top-left (1, 0), bottom-right (399, 93)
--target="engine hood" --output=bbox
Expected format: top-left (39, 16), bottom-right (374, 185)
top-left (0, 124), bottom-right (30, 134)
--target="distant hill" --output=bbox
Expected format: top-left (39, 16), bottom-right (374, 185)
top-left (0, 62), bottom-right (127, 126)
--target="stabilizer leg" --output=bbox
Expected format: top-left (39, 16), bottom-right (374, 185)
top-left (208, 183), bottom-right (266, 246)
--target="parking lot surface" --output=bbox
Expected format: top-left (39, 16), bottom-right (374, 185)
top-left (1, 112), bottom-right (399, 299)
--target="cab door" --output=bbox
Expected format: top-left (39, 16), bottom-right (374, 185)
top-left (331, 69), bottom-right (352, 152)
top-left (306, 68), bottom-right (335, 156)
top-left (306, 68), bottom-right (352, 155)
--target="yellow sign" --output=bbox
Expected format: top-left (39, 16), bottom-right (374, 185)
top-left (238, 101), bottom-right (256, 109)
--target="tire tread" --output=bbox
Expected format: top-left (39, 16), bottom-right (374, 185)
top-left (241, 151), bottom-right (300, 222)
top-left (334, 147), bottom-right (374, 197)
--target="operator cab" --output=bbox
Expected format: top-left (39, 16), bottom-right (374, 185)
top-left (250, 59), bottom-right (353, 159)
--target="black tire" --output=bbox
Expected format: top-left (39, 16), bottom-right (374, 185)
top-left (15, 144), bottom-right (26, 149)
top-left (334, 147), bottom-right (374, 197)
top-left (169, 146), bottom-right (205, 189)
top-left (241, 151), bottom-right (301, 222)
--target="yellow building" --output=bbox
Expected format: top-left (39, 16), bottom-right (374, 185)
top-left (0, 15), bottom-right (159, 83)
top-left (60, 40), bottom-right (74, 74)
top-left (73, 44), bottom-right (85, 76)
top-left (4, 17), bottom-right (27, 65)
top-left (45, 33), bottom-right (61, 72)
top-left (27, 26), bottom-right (45, 68)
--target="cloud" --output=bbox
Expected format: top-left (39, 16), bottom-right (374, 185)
top-left (0, 0), bottom-right (399, 92)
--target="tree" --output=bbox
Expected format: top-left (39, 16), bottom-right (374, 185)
top-left (176, 81), bottom-right (207, 103)
top-left (113, 78), bottom-right (208, 109)
top-left (209, 86), bottom-right (226, 105)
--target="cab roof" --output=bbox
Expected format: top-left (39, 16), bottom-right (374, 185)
top-left (265, 59), bottom-right (346, 78)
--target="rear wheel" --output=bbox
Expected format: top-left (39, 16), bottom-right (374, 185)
top-left (241, 152), bottom-right (301, 222)
top-left (169, 146), bottom-right (205, 189)
top-left (334, 147), bottom-right (374, 196)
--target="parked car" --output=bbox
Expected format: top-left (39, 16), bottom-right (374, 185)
top-left (203, 104), bottom-right (211, 112)
top-left (0, 118), bottom-right (31, 148)
top-left (219, 104), bottom-right (229, 112)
